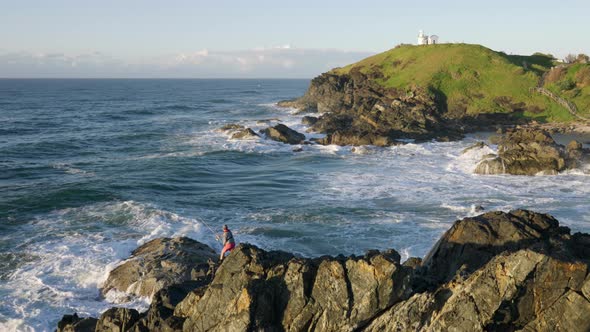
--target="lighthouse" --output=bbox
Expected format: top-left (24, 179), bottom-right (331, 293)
top-left (417, 30), bottom-right (439, 45)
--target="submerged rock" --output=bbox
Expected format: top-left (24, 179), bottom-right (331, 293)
top-left (262, 124), bottom-right (306, 144)
top-left (101, 237), bottom-right (217, 299)
top-left (217, 123), bottom-right (244, 132)
top-left (230, 128), bottom-right (259, 140)
top-left (475, 128), bottom-right (587, 175)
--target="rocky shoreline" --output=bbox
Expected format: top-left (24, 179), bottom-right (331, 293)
top-left (57, 209), bottom-right (590, 332)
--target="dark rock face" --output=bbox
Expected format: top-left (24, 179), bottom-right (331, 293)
top-left (263, 124), bottom-right (306, 144)
top-left (421, 209), bottom-right (563, 285)
top-left (279, 69), bottom-right (463, 144)
top-left (101, 237), bottom-right (217, 298)
top-left (56, 313), bottom-right (97, 332)
top-left (301, 116), bottom-right (318, 126)
top-left (95, 307), bottom-right (140, 332)
top-left (475, 128), bottom-right (587, 175)
top-left (58, 210), bottom-right (590, 332)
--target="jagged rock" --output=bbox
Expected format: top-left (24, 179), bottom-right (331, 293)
top-left (421, 209), bottom-right (564, 285)
top-left (130, 280), bottom-right (208, 332)
top-left (230, 128), bottom-right (259, 140)
top-left (301, 116), bottom-right (318, 126)
top-left (56, 313), bottom-right (97, 332)
top-left (58, 210), bottom-right (590, 332)
top-left (96, 307), bottom-right (140, 332)
top-left (475, 128), bottom-right (583, 175)
top-left (279, 70), bottom-right (463, 143)
top-left (263, 124), bottom-right (306, 144)
top-left (181, 244), bottom-right (412, 332)
top-left (101, 237), bottom-right (217, 298)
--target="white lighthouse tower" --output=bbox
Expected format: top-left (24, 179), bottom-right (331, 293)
top-left (417, 30), bottom-right (439, 45)
top-left (418, 30), bottom-right (428, 45)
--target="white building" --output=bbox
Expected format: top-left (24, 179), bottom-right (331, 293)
top-left (418, 30), bottom-right (439, 45)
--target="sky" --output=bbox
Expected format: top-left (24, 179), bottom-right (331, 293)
top-left (1, 0), bottom-right (589, 78)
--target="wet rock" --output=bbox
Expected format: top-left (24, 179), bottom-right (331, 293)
top-left (461, 141), bottom-right (487, 154)
top-left (217, 124), bottom-right (244, 132)
top-left (96, 307), bottom-right (140, 332)
top-left (475, 128), bottom-right (583, 175)
top-left (315, 131), bottom-right (397, 147)
top-left (101, 237), bottom-right (217, 298)
top-left (230, 128), bottom-right (259, 140)
top-left (263, 124), bottom-right (306, 144)
top-left (301, 116), bottom-right (318, 126)
top-left (56, 313), bottom-right (97, 332)
top-left (292, 147), bottom-right (303, 152)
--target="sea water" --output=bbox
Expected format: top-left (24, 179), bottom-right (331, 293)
top-left (1, 79), bottom-right (589, 331)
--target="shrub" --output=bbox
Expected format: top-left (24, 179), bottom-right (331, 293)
top-left (575, 66), bottom-right (590, 87)
top-left (545, 67), bottom-right (566, 84)
top-left (564, 54), bottom-right (577, 64)
top-left (556, 78), bottom-right (576, 91)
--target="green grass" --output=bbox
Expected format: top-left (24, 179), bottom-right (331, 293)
top-left (332, 43), bottom-right (580, 122)
top-left (544, 63), bottom-right (590, 118)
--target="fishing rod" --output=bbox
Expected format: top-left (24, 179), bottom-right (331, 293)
top-left (196, 218), bottom-right (221, 242)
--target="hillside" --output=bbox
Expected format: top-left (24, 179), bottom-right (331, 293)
top-left (331, 43), bottom-right (578, 122)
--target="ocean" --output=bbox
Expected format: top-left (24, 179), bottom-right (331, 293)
top-left (1, 79), bottom-right (589, 331)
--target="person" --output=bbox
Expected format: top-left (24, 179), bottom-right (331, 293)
top-left (218, 224), bottom-right (235, 261)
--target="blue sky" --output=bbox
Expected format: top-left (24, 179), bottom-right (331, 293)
top-left (1, 0), bottom-right (589, 78)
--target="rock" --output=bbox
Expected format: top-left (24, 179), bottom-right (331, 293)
top-left (181, 245), bottom-right (412, 332)
top-left (56, 313), bottom-right (97, 332)
top-left (301, 116), bottom-right (318, 126)
top-left (95, 307), bottom-right (140, 332)
top-left (130, 280), bottom-right (208, 332)
top-left (217, 124), bottom-right (244, 132)
top-left (292, 147), bottom-right (303, 152)
top-left (462, 141), bottom-right (487, 154)
top-left (472, 205), bottom-right (485, 212)
top-left (57, 209), bottom-right (590, 332)
top-left (263, 124), bottom-right (306, 144)
top-left (315, 131), bottom-right (397, 147)
top-left (101, 237), bottom-right (217, 298)
top-left (421, 209), bottom-right (564, 285)
top-left (278, 70), bottom-right (463, 143)
top-left (230, 128), bottom-right (259, 140)
top-left (475, 128), bottom-right (579, 175)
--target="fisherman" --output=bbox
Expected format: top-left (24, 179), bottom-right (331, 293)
top-left (218, 224), bottom-right (235, 261)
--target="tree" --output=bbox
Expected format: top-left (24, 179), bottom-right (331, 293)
top-left (564, 54), bottom-right (577, 64)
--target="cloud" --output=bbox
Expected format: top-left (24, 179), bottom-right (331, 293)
top-left (0, 47), bottom-right (375, 78)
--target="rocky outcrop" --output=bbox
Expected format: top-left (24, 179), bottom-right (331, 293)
top-left (58, 210), bottom-right (590, 332)
top-left (279, 69), bottom-right (463, 144)
top-left (262, 124), bottom-right (306, 144)
top-left (474, 128), bottom-right (587, 175)
top-left (101, 237), bottom-right (217, 298)
top-left (301, 116), bottom-right (318, 126)
top-left (181, 245), bottom-right (412, 332)
top-left (313, 131), bottom-right (398, 147)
